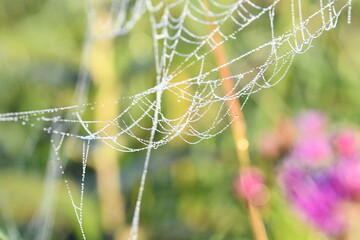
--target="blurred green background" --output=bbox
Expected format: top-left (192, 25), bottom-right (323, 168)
top-left (0, 0), bottom-right (360, 240)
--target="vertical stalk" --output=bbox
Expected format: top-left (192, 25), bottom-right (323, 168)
top-left (90, 16), bottom-right (127, 239)
top-left (204, 2), bottom-right (268, 240)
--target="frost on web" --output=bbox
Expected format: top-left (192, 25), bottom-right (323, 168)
top-left (1, 0), bottom-right (352, 151)
top-left (0, 0), bottom-right (352, 239)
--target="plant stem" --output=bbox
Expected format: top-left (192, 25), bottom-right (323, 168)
top-left (90, 16), bottom-right (127, 239)
top-left (204, 2), bottom-right (268, 240)
top-left (211, 33), bottom-right (250, 168)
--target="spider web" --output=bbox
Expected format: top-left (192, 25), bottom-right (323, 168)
top-left (0, 0), bottom-right (352, 239)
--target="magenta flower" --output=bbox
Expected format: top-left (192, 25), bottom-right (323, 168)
top-left (265, 110), bottom-right (360, 237)
top-left (292, 136), bottom-right (332, 167)
top-left (275, 110), bottom-right (360, 237)
top-left (334, 160), bottom-right (360, 199)
top-left (293, 180), bottom-right (345, 237)
top-left (278, 161), bottom-right (345, 237)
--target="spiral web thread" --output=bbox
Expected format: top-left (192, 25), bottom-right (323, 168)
top-left (0, 0), bottom-right (352, 239)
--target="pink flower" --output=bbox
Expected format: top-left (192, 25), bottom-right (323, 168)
top-left (333, 130), bottom-right (359, 159)
top-left (234, 168), bottom-right (269, 206)
top-left (334, 160), bottom-right (360, 199)
top-left (296, 111), bottom-right (327, 136)
top-left (292, 137), bottom-right (332, 167)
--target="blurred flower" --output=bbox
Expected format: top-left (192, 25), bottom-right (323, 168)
top-left (278, 161), bottom-right (345, 236)
top-left (259, 118), bottom-right (295, 159)
top-left (273, 110), bottom-right (360, 237)
top-left (278, 118), bottom-right (296, 148)
top-left (260, 131), bottom-right (282, 159)
top-left (277, 160), bottom-right (305, 196)
top-left (233, 168), bottom-right (269, 206)
top-left (296, 110), bottom-right (327, 137)
top-left (334, 160), bottom-right (360, 200)
top-left (333, 130), bottom-right (360, 159)
top-left (291, 136), bottom-right (332, 167)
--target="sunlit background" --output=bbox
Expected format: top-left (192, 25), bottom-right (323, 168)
top-left (0, 0), bottom-right (360, 240)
